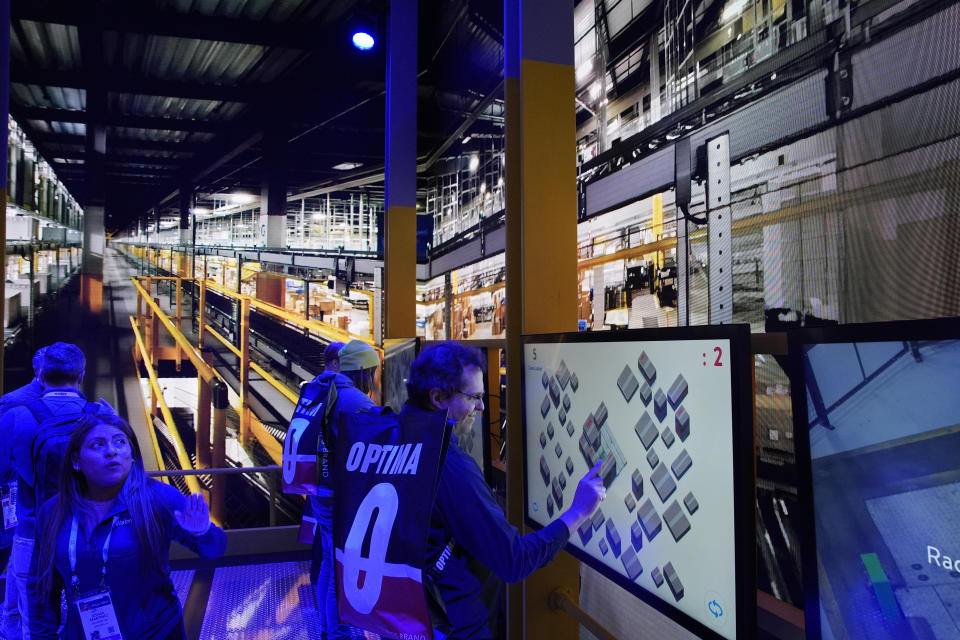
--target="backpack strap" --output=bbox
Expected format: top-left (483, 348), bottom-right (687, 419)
top-left (316, 381), bottom-right (339, 465)
top-left (24, 399), bottom-right (53, 427)
top-left (28, 401), bottom-right (106, 474)
top-left (82, 401), bottom-right (104, 416)
top-left (298, 378), bottom-right (329, 410)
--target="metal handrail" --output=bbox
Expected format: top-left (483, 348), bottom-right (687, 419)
top-left (203, 321), bottom-right (299, 405)
top-left (132, 277), bottom-right (218, 383)
top-left (130, 316), bottom-right (203, 496)
top-left (204, 278), bottom-right (374, 349)
top-left (148, 465), bottom-right (280, 477)
top-left (148, 465), bottom-right (289, 527)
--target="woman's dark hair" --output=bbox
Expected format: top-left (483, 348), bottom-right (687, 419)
top-left (342, 366), bottom-right (377, 394)
top-left (38, 414), bottom-right (164, 599)
top-left (406, 342), bottom-right (485, 410)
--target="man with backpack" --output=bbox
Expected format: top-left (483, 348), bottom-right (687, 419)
top-left (0, 342), bottom-right (112, 640)
top-left (283, 339), bottom-right (381, 640)
top-left (0, 346), bottom-right (47, 640)
top-left (0, 347), bottom-right (47, 421)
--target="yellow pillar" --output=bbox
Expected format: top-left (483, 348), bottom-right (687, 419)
top-left (486, 348), bottom-right (502, 466)
top-left (383, 0), bottom-right (418, 340)
top-left (504, 2), bottom-right (579, 638)
top-left (239, 297), bottom-right (251, 445)
top-left (384, 207), bottom-right (416, 338)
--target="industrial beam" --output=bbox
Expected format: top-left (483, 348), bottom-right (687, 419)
top-left (14, 106), bottom-right (230, 133)
top-left (32, 133), bottom-right (199, 153)
top-left (49, 152), bottom-right (185, 167)
top-left (11, 64), bottom-right (256, 102)
top-left (80, 6), bottom-right (106, 316)
top-left (12, 2), bottom-right (352, 52)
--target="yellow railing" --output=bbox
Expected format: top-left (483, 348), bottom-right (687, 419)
top-left (129, 260), bottom-right (383, 514)
top-left (129, 316), bottom-right (203, 497)
top-left (134, 277), bottom-right (294, 469)
top-left (204, 323), bottom-right (299, 405)
top-left (204, 279), bottom-right (377, 348)
top-left (132, 277), bottom-right (231, 524)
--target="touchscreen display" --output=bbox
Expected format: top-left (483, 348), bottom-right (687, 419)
top-left (524, 336), bottom-right (739, 639)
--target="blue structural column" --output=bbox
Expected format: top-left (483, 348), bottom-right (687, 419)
top-left (260, 127), bottom-right (287, 250)
top-left (81, 12), bottom-right (106, 317)
top-left (504, 0), bottom-right (579, 637)
top-left (179, 185), bottom-right (194, 276)
top-left (0, 0), bottom-right (9, 390)
top-left (384, 0), bottom-right (417, 339)
top-left (179, 186), bottom-right (193, 245)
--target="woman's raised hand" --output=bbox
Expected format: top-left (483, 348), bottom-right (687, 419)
top-left (174, 492), bottom-right (212, 536)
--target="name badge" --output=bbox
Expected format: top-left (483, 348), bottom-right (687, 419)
top-left (75, 588), bottom-right (123, 640)
top-left (2, 482), bottom-right (17, 530)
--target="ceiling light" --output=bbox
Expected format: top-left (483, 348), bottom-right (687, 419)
top-left (352, 31), bottom-right (375, 50)
top-left (222, 193), bottom-right (256, 204)
top-left (480, 182), bottom-right (487, 193)
top-left (333, 161), bottom-right (363, 171)
top-left (461, 136), bottom-right (472, 144)
top-left (469, 155), bottom-right (480, 172)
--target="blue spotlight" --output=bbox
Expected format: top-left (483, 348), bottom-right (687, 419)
top-left (352, 31), bottom-right (375, 50)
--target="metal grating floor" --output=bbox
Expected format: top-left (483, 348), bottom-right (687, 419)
top-left (170, 569), bottom-right (195, 608)
top-left (198, 561), bottom-right (320, 640)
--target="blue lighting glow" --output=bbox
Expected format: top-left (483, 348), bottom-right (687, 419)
top-left (352, 31), bottom-right (375, 50)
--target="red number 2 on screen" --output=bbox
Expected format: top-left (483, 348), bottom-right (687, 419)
top-left (714, 347), bottom-right (723, 367)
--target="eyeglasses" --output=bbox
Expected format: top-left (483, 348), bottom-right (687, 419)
top-left (457, 389), bottom-right (485, 404)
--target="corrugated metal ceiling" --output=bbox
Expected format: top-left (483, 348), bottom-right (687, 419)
top-left (12, 21), bottom-right (82, 70)
top-left (7, 0), bottom-right (508, 227)
top-left (12, 84), bottom-right (86, 111)
top-left (159, 0), bottom-right (342, 24)
top-left (109, 127), bottom-right (189, 142)
top-left (50, 121), bottom-right (87, 137)
top-left (108, 94), bottom-right (245, 120)
top-left (110, 34), bottom-right (268, 84)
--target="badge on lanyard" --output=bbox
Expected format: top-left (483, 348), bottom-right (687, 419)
top-left (70, 517), bottom-right (124, 640)
top-left (75, 588), bottom-right (123, 640)
top-left (2, 482), bottom-right (17, 530)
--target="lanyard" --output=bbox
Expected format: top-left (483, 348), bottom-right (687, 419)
top-left (69, 515), bottom-right (115, 592)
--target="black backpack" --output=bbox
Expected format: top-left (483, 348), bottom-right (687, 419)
top-left (282, 378), bottom-right (339, 495)
top-left (26, 400), bottom-right (109, 507)
top-left (332, 408), bottom-right (451, 639)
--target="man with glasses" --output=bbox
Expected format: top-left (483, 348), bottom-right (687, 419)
top-left (403, 342), bottom-right (605, 639)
